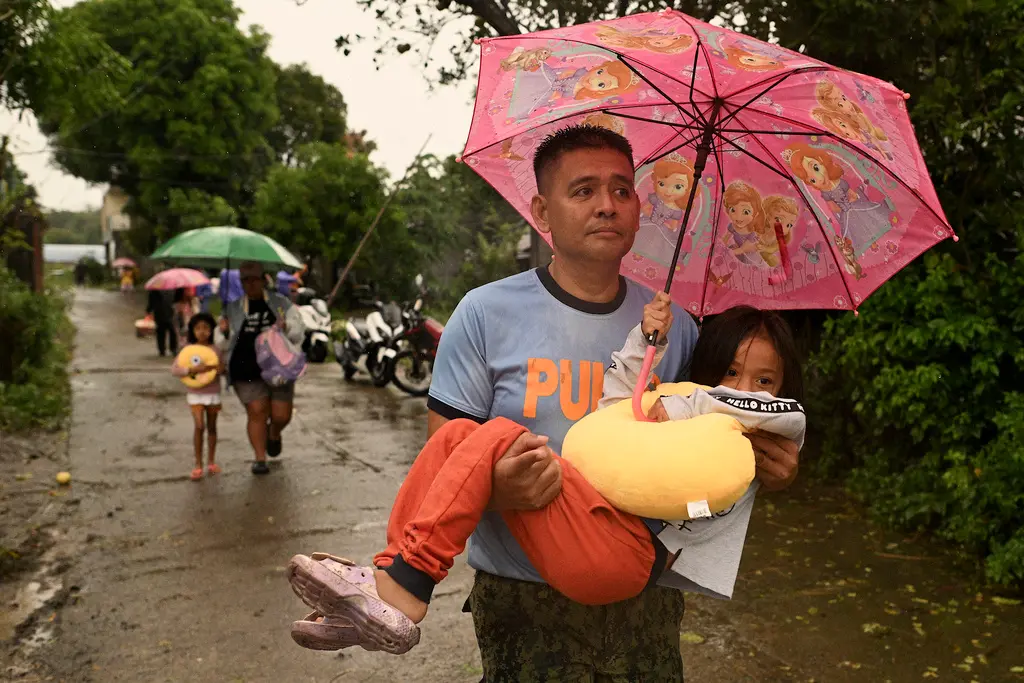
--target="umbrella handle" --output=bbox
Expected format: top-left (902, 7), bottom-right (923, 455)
top-left (768, 219), bottom-right (793, 286)
top-left (631, 344), bottom-right (658, 423)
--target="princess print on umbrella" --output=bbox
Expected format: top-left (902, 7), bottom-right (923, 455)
top-left (594, 25), bottom-right (693, 54)
top-left (502, 45), bottom-right (641, 123)
top-left (784, 143), bottom-right (898, 273)
top-left (812, 79), bottom-right (893, 162)
top-left (721, 181), bottom-right (768, 267)
top-left (632, 155), bottom-right (694, 266)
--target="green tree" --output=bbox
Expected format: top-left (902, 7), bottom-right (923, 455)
top-left (251, 142), bottom-right (418, 290)
top-left (43, 209), bottom-right (102, 244)
top-left (34, 0), bottom-right (279, 246)
top-left (268, 63), bottom-right (348, 166)
top-left (1, 0), bottom-right (129, 120)
top-left (397, 153), bottom-right (525, 308)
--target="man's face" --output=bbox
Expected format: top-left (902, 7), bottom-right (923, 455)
top-left (241, 271), bottom-right (264, 299)
top-left (531, 147), bottom-right (640, 265)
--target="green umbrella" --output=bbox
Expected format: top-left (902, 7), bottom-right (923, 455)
top-left (149, 226), bottom-right (302, 270)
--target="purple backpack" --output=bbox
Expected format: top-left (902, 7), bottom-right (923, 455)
top-left (255, 325), bottom-right (307, 386)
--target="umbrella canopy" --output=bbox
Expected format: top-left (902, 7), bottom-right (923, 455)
top-left (462, 10), bottom-right (956, 316)
top-left (112, 257), bottom-right (137, 268)
top-left (149, 226), bottom-right (302, 271)
top-left (144, 268), bottom-right (211, 291)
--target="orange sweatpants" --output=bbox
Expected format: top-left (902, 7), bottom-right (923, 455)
top-left (373, 417), bottom-right (662, 606)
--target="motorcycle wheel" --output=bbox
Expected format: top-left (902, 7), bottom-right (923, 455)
top-left (308, 343), bottom-right (328, 364)
top-left (343, 364), bottom-right (357, 381)
top-left (391, 350), bottom-right (433, 397)
top-left (367, 352), bottom-right (392, 388)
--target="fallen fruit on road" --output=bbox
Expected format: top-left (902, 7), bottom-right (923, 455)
top-left (56, 471), bottom-right (71, 485)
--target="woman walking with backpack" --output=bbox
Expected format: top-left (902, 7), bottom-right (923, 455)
top-left (220, 261), bottom-right (305, 475)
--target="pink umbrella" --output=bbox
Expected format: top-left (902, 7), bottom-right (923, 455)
top-left (144, 268), bottom-right (210, 291)
top-left (112, 257), bottom-right (137, 268)
top-left (461, 9), bottom-right (956, 419)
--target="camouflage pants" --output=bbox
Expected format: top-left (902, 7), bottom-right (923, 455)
top-left (468, 571), bottom-right (685, 683)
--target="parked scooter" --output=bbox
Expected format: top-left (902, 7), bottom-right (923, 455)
top-left (295, 287), bottom-right (332, 363)
top-left (334, 296), bottom-right (401, 386)
top-left (382, 274), bottom-right (443, 396)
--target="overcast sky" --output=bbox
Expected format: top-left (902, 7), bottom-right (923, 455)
top-left (0, 0), bottom-right (476, 212)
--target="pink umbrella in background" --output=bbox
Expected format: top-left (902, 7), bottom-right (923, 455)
top-left (144, 268), bottom-right (210, 291)
top-left (112, 257), bottom-right (137, 269)
top-left (461, 9), bottom-right (956, 420)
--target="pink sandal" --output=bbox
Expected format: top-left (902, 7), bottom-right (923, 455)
top-left (190, 468), bottom-right (203, 481)
top-left (206, 463), bottom-right (222, 476)
top-left (291, 610), bottom-right (360, 651)
top-left (287, 553), bottom-right (420, 655)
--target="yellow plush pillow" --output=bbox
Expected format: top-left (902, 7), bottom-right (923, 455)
top-left (562, 382), bottom-right (755, 520)
top-left (175, 344), bottom-right (219, 389)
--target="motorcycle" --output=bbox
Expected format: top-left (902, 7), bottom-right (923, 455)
top-left (380, 275), bottom-right (443, 397)
top-left (334, 296), bottom-right (402, 386)
top-left (295, 287), bottom-right (332, 363)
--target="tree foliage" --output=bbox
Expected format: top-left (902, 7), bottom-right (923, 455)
top-left (250, 143), bottom-right (418, 289)
top-left (268, 63), bottom-right (348, 166)
top-left (34, 0), bottom-right (279, 243)
top-left (43, 209), bottom-right (101, 244)
top-left (397, 153), bottom-right (525, 309)
top-left (0, 0), bottom-right (129, 119)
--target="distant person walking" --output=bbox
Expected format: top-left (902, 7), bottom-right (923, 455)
top-left (146, 289), bottom-right (177, 357)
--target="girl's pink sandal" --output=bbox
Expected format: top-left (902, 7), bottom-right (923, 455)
top-left (190, 468), bottom-right (203, 481)
top-left (291, 611), bottom-right (360, 651)
top-left (287, 552), bottom-right (420, 655)
top-left (206, 463), bottom-right (222, 475)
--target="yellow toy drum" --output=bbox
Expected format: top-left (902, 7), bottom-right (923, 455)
top-left (562, 382), bottom-right (755, 521)
top-left (175, 344), bottom-right (219, 389)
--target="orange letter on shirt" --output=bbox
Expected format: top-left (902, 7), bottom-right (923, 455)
top-left (590, 361), bottom-right (604, 412)
top-left (524, 357), bottom-right (558, 418)
top-left (559, 359), bottom-right (590, 422)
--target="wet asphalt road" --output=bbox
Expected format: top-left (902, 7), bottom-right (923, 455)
top-left (44, 289), bottom-right (482, 682)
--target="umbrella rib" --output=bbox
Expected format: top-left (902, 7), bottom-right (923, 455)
top-left (698, 134), bottom-right (728, 318)
top-left (671, 11), bottom-right (721, 100)
top-left (686, 43), bottom-right (708, 127)
top-left (716, 69), bottom-right (811, 131)
top-left (719, 126), bottom-right (859, 310)
top-left (461, 97), bottom-right (704, 158)
top-left (618, 53), bottom-right (706, 130)
top-left (637, 128), bottom-right (708, 168)
top-left (606, 110), bottom-right (826, 137)
top-left (720, 65), bottom-right (832, 102)
top-left (729, 106), bottom-right (955, 232)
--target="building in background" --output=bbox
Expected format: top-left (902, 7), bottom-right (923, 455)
top-left (100, 186), bottom-right (131, 264)
top-left (516, 229), bottom-right (552, 272)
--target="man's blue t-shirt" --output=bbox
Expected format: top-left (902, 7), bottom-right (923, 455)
top-left (427, 267), bottom-right (699, 583)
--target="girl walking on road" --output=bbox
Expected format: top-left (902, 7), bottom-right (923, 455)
top-left (171, 313), bottom-right (224, 481)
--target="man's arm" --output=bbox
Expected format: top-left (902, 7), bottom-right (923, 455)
top-left (427, 409), bottom-right (449, 438)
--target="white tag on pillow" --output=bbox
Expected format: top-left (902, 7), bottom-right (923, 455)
top-left (686, 500), bottom-right (712, 519)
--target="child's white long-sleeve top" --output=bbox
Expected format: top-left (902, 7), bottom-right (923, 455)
top-left (600, 324), bottom-right (806, 599)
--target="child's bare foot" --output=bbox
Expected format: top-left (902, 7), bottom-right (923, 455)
top-left (374, 569), bottom-right (428, 623)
